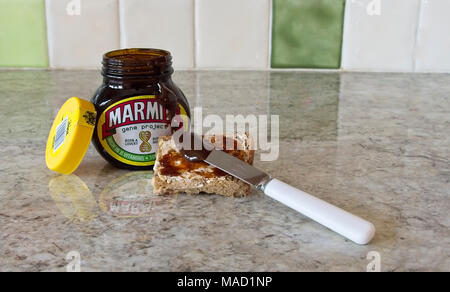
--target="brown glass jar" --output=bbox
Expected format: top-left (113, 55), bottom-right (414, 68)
top-left (91, 48), bottom-right (190, 170)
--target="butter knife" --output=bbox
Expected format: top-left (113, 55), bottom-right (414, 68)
top-left (181, 146), bottom-right (376, 245)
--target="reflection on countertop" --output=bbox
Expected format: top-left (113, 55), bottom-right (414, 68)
top-left (48, 172), bottom-right (178, 237)
top-left (0, 70), bottom-right (449, 271)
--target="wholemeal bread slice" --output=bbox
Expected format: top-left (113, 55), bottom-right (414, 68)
top-left (152, 133), bottom-right (254, 197)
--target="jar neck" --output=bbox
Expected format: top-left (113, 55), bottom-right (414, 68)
top-left (101, 48), bottom-right (174, 89)
top-left (103, 75), bottom-right (172, 90)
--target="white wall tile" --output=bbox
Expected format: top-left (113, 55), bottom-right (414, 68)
top-left (46, 0), bottom-right (120, 68)
top-left (415, 0), bottom-right (450, 72)
top-left (196, 0), bottom-right (270, 69)
top-left (119, 0), bottom-right (194, 69)
top-left (342, 0), bottom-right (421, 72)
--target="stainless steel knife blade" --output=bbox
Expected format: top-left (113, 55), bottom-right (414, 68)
top-left (204, 150), bottom-right (271, 188)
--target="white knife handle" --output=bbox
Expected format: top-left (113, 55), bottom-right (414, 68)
top-left (263, 178), bottom-right (375, 245)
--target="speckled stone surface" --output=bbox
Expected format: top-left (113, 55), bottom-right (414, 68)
top-left (0, 70), bottom-right (449, 272)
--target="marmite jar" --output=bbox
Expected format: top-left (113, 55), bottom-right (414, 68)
top-left (91, 49), bottom-right (190, 170)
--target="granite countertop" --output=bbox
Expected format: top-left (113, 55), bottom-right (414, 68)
top-left (0, 70), bottom-right (449, 272)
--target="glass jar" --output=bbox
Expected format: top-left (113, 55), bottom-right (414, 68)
top-left (91, 48), bottom-right (190, 170)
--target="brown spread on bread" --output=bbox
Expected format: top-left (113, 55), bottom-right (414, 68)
top-left (152, 134), bottom-right (254, 197)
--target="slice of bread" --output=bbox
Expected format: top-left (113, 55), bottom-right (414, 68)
top-left (152, 133), bottom-right (254, 197)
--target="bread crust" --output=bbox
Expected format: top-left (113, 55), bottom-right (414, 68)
top-left (152, 133), bottom-right (254, 197)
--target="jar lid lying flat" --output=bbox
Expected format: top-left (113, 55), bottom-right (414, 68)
top-left (46, 97), bottom-right (97, 174)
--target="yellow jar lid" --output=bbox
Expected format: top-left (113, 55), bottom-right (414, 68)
top-left (46, 97), bottom-right (97, 174)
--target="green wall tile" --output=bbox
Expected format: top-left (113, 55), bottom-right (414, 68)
top-left (271, 0), bottom-right (345, 69)
top-left (0, 0), bottom-right (48, 67)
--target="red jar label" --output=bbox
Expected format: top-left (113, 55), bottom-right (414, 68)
top-left (97, 95), bottom-right (186, 166)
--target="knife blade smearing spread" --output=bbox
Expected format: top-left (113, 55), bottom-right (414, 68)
top-left (179, 134), bottom-right (376, 245)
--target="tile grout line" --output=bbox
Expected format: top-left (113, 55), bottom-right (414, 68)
top-left (193, 0), bottom-right (200, 69)
top-left (118, 0), bottom-right (126, 49)
top-left (44, 0), bottom-right (54, 68)
top-left (412, 0), bottom-right (424, 73)
top-left (339, 0), bottom-right (350, 71)
top-left (267, 0), bottom-right (273, 70)
top-left (3, 67), bottom-right (449, 73)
